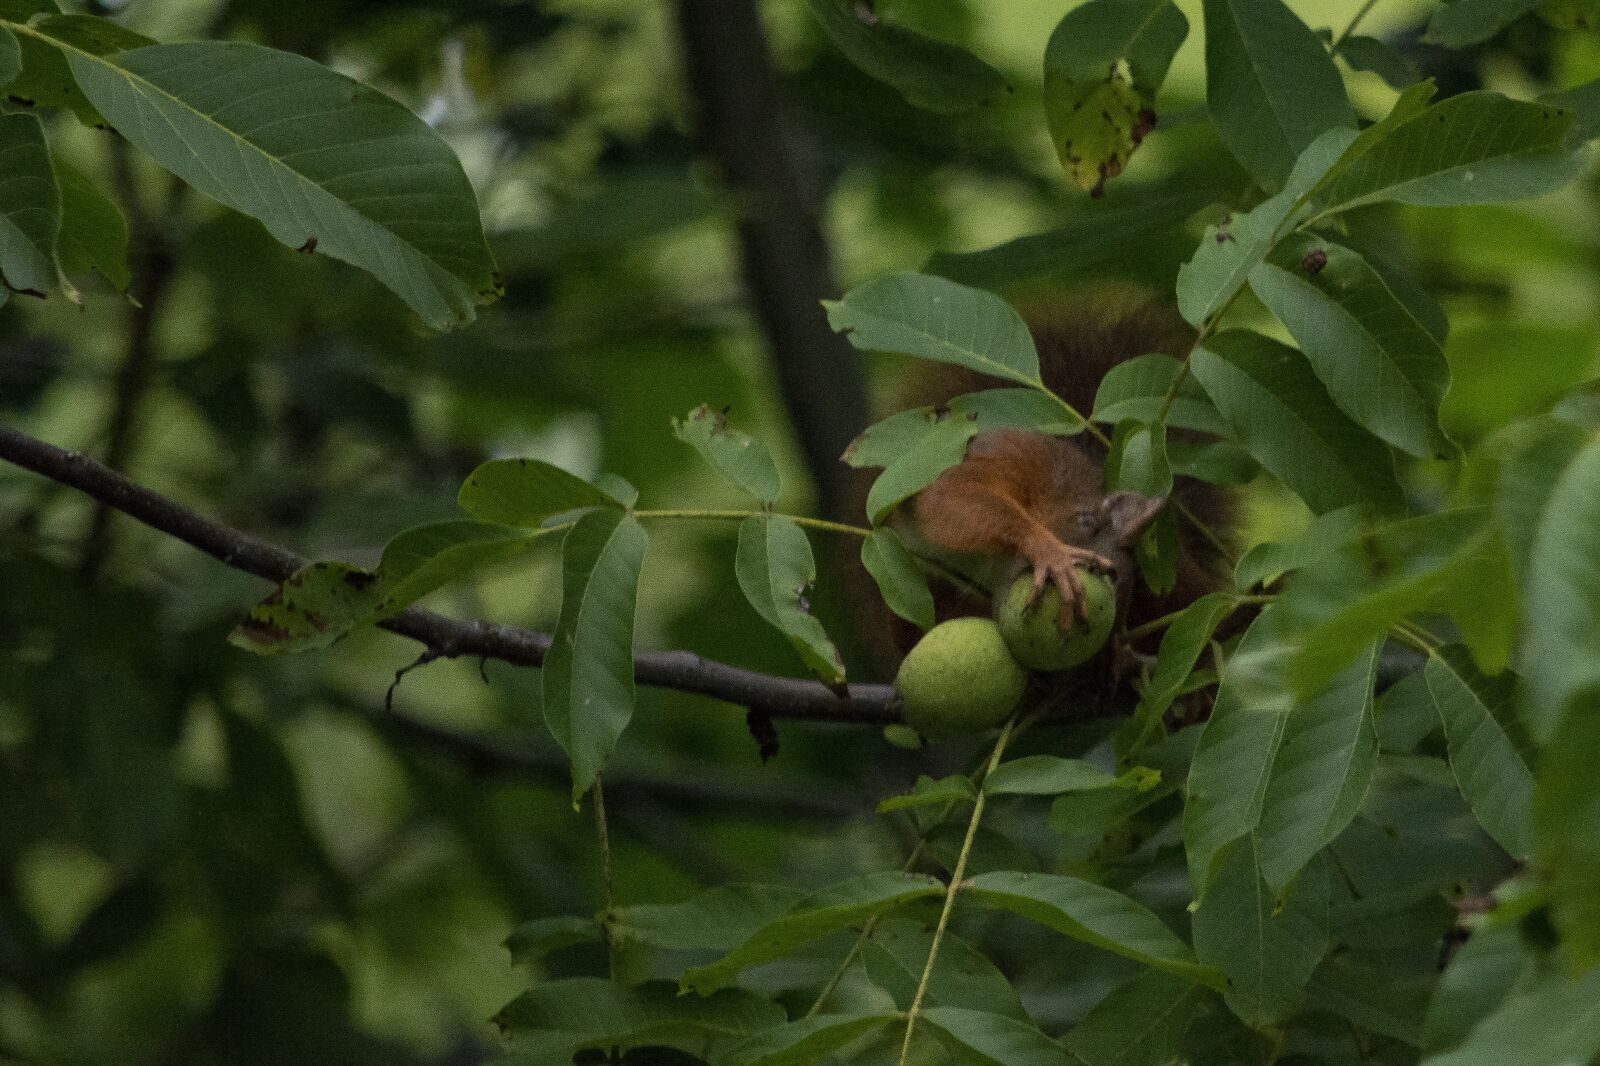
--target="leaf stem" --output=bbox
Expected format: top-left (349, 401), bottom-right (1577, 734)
top-left (897, 715), bottom-right (1018, 1064)
top-left (1332, 0), bottom-right (1382, 47)
top-left (634, 508), bottom-right (871, 538)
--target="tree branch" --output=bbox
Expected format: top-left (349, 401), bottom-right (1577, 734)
top-left (0, 423), bottom-right (898, 723)
top-left (674, 0), bottom-right (868, 522)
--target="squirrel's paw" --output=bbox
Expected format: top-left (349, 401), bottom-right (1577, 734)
top-left (1026, 542), bottom-right (1112, 627)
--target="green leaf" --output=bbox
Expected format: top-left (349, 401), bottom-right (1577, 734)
top-left (370, 520), bottom-right (550, 619)
top-left (1062, 971), bottom-right (1204, 1066)
top-left (0, 25), bottom-right (17, 87)
top-left (801, 0), bottom-right (1007, 114)
top-left (1425, 0), bottom-right (1542, 47)
top-left (1544, 77), bottom-right (1600, 141)
top-left (1255, 642), bottom-right (1380, 891)
top-left (825, 271), bottom-right (1042, 387)
top-left (1168, 437), bottom-right (1258, 485)
top-left (1191, 838), bottom-right (1330, 1027)
top-left (1092, 352), bottom-right (1226, 435)
top-left (1234, 504), bottom-right (1364, 589)
top-left (1201, 0), bottom-right (1354, 190)
top-left (1043, 0), bottom-right (1185, 194)
top-left (863, 413), bottom-right (979, 525)
top-left (1421, 966), bottom-right (1600, 1066)
top-left (1309, 92), bottom-right (1579, 217)
top-left (719, 1013), bottom-right (898, 1066)
top-left (735, 515), bottom-right (845, 685)
top-left (1424, 647), bottom-right (1533, 858)
top-left (1534, 708), bottom-right (1600, 966)
top-left (1190, 330), bottom-right (1405, 514)
top-left (1335, 34), bottom-right (1421, 88)
top-left (1421, 924), bottom-right (1531, 1052)
top-left (1304, 950), bottom-right (1431, 1044)
top-left (1521, 437), bottom-right (1600, 742)
top-left (504, 915), bottom-right (601, 966)
top-left (228, 561), bottom-right (379, 653)
top-left (964, 871), bottom-right (1224, 987)
top-left (679, 872), bottom-right (944, 994)
top-left (1132, 592), bottom-right (1238, 732)
top-left (920, 1006), bottom-right (1073, 1066)
top-left (877, 773), bottom-right (976, 813)
top-left (1249, 237), bottom-right (1453, 459)
top-left (672, 404), bottom-right (781, 504)
top-left (1175, 126), bottom-right (1357, 326)
top-left (0, 111), bottom-right (58, 298)
top-left (984, 755), bottom-right (1158, 797)
top-left (861, 527), bottom-right (935, 632)
top-left (1183, 608), bottom-right (1295, 892)
top-left (51, 155), bottom-right (129, 293)
top-left (926, 177), bottom-right (1222, 290)
top-left (1105, 420), bottom-right (1172, 497)
top-left (847, 388), bottom-right (1080, 473)
top-left (1283, 514), bottom-right (1517, 692)
top-left (610, 884), bottom-right (808, 952)
top-left (57, 38), bottom-right (499, 328)
top-left (493, 979), bottom-right (784, 1062)
top-left (862, 920), bottom-right (1028, 1020)
top-left (0, 9), bottom-right (153, 126)
top-left (1494, 416), bottom-right (1592, 584)
top-left (543, 509), bottom-right (648, 802)
top-left (458, 458), bottom-right (622, 527)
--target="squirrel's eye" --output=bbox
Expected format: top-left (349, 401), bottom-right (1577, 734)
top-left (1074, 511), bottom-right (1099, 533)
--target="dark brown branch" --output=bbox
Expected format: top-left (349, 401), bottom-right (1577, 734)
top-left (0, 422), bottom-right (898, 723)
top-left (675, 0), bottom-right (868, 522)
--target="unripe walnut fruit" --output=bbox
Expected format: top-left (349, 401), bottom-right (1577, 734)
top-left (995, 569), bottom-right (1115, 671)
top-left (895, 618), bottom-right (1027, 740)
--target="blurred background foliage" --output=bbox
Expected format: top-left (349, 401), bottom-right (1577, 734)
top-left (1, 0), bottom-right (1598, 1062)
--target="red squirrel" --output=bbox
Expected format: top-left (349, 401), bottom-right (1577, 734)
top-left (891, 295), bottom-right (1235, 647)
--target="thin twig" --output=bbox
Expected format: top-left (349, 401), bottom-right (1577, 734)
top-left (898, 716), bottom-right (1018, 1063)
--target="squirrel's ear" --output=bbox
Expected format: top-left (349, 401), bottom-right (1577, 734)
top-left (1103, 491), bottom-right (1165, 547)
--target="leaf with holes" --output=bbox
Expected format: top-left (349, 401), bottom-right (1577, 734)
top-left (736, 515), bottom-right (845, 685)
top-left (229, 562), bottom-right (380, 654)
top-left (1043, 0), bottom-right (1185, 194)
top-left (672, 404), bottom-right (781, 504)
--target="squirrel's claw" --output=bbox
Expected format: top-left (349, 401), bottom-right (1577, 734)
top-left (1026, 543), bottom-right (1113, 628)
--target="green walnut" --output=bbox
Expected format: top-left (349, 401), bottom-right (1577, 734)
top-left (895, 618), bottom-right (1027, 739)
top-left (995, 569), bottom-right (1115, 671)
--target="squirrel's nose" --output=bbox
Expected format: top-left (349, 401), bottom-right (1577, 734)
top-left (1102, 491), bottom-right (1166, 546)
